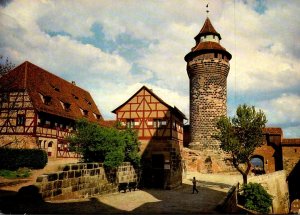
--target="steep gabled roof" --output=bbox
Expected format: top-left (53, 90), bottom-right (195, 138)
top-left (195, 17), bottom-right (221, 40)
top-left (0, 61), bottom-right (103, 122)
top-left (112, 85), bottom-right (187, 120)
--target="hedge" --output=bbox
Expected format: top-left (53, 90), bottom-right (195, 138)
top-left (0, 148), bottom-right (48, 170)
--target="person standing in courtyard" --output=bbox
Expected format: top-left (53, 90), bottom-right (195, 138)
top-left (192, 177), bottom-right (199, 194)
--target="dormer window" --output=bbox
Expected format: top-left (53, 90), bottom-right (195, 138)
top-left (80, 108), bottom-right (88, 116)
top-left (72, 94), bottom-right (79, 100)
top-left (83, 110), bottom-right (88, 116)
top-left (50, 83), bottom-right (60, 92)
top-left (84, 98), bottom-right (92, 105)
top-left (64, 103), bottom-right (71, 111)
top-left (43, 95), bottom-right (51, 105)
top-left (60, 101), bottom-right (71, 111)
top-left (93, 113), bottom-right (101, 120)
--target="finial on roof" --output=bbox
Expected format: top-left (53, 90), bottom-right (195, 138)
top-left (206, 2), bottom-right (209, 16)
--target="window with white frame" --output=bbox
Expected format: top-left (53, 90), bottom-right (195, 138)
top-left (126, 119), bottom-right (135, 128)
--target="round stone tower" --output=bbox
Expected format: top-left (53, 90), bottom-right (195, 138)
top-left (185, 17), bottom-right (232, 151)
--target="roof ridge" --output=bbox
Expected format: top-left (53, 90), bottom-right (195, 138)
top-left (24, 61), bottom-right (90, 93)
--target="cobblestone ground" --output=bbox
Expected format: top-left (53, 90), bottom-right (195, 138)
top-left (0, 170), bottom-right (242, 214)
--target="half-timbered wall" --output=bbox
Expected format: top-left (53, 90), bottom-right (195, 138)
top-left (115, 88), bottom-right (183, 143)
top-left (0, 91), bottom-right (77, 158)
top-left (0, 91), bottom-right (36, 148)
top-left (114, 87), bottom-right (184, 189)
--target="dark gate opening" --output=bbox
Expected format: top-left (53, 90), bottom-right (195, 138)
top-left (151, 154), bottom-right (164, 188)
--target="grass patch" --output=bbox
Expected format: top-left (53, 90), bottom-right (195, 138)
top-left (0, 168), bottom-right (31, 179)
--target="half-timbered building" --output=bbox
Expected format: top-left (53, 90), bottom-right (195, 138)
top-left (0, 61), bottom-right (103, 159)
top-left (112, 86), bottom-right (187, 189)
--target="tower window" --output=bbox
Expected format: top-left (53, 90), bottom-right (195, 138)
top-left (16, 114), bottom-right (26, 126)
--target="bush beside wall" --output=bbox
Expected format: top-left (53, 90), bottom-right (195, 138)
top-left (0, 148), bottom-right (48, 170)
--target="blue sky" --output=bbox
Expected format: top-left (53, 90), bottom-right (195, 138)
top-left (0, 0), bottom-right (299, 138)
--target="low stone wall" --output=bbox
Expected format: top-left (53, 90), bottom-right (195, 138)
top-left (248, 170), bottom-right (290, 214)
top-left (34, 162), bottom-right (137, 200)
top-left (117, 162), bottom-right (138, 183)
top-left (217, 184), bottom-right (239, 213)
top-left (221, 171), bottom-right (290, 214)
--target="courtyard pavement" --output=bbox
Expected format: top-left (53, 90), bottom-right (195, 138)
top-left (0, 171), bottom-right (242, 214)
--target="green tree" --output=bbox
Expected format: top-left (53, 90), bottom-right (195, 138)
top-left (68, 119), bottom-right (141, 169)
top-left (215, 104), bottom-right (267, 185)
top-left (242, 182), bottom-right (273, 213)
top-left (0, 55), bottom-right (15, 77)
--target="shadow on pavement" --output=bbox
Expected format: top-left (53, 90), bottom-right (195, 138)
top-left (0, 181), bottom-right (228, 214)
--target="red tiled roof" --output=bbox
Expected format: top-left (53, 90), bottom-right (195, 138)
top-left (99, 120), bottom-right (117, 128)
top-left (191, 41), bottom-right (227, 52)
top-left (282, 138), bottom-right (300, 145)
top-left (195, 17), bottom-right (221, 40)
top-left (112, 85), bottom-right (187, 120)
top-left (262, 127), bottom-right (283, 135)
top-left (0, 61), bottom-right (103, 123)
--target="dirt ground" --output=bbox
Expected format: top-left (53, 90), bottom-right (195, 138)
top-left (0, 160), bottom-right (242, 214)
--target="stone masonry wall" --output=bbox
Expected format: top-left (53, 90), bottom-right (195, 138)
top-left (248, 170), bottom-right (290, 214)
top-left (34, 162), bottom-right (137, 201)
top-left (187, 55), bottom-right (230, 151)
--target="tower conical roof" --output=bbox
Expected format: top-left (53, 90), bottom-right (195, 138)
top-left (195, 17), bottom-right (221, 41)
top-left (185, 17), bottom-right (231, 62)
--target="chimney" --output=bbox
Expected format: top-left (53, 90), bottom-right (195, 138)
top-left (71, 81), bottom-right (76, 85)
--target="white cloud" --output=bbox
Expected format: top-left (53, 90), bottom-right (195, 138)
top-left (1, 0), bottom-right (299, 138)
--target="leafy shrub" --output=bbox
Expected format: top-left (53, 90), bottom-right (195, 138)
top-left (0, 148), bottom-right (48, 170)
top-left (242, 182), bottom-right (273, 213)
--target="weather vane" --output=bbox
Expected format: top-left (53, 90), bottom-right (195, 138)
top-left (206, 1), bottom-right (210, 16)
top-left (206, 3), bottom-right (209, 15)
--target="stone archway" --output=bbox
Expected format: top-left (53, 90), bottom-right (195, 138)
top-left (250, 155), bottom-right (265, 175)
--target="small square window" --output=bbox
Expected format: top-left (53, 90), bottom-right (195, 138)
top-left (16, 114), bottom-right (26, 126)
